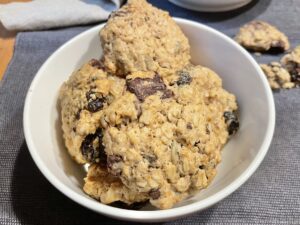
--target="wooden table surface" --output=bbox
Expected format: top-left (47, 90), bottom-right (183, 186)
top-left (0, 0), bottom-right (30, 80)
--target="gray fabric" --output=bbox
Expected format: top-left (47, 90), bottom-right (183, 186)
top-left (0, 0), bottom-right (300, 224)
top-left (0, 0), bottom-right (123, 31)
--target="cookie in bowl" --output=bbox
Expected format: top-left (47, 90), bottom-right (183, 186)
top-left (100, 0), bottom-right (190, 77)
top-left (60, 62), bottom-right (239, 209)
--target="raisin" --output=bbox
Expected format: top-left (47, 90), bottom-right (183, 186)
top-left (87, 98), bottom-right (105, 112)
top-left (107, 155), bottom-right (123, 176)
top-left (89, 59), bottom-right (104, 70)
top-left (80, 128), bottom-right (107, 164)
top-left (149, 189), bottom-right (160, 200)
top-left (224, 111), bottom-right (239, 135)
top-left (86, 90), bottom-right (105, 113)
top-left (176, 71), bottom-right (192, 86)
top-left (287, 62), bottom-right (300, 85)
top-left (126, 74), bottom-right (173, 102)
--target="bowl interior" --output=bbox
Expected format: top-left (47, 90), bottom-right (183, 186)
top-left (24, 18), bottom-right (274, 221)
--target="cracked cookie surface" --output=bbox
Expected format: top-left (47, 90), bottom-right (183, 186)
top-left (235, 20), bottom-right (290, 52)
top-left (100, 0), bottom-right (190, 77)
top-left (84, 164), bottom-right (148, 205)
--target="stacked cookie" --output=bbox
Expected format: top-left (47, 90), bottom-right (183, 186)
top-left (59, 0), bottom-right (239, 209)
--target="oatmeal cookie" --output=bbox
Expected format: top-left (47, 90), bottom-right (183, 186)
top-left (83, 164), bottom-right (148, 205)
top-left (260, 62), bottom-right (295, 89)
top-left (235, 20), bottom-right (290, 52)
top-left (100, 0), bottom-right (191, 77)
top-left (281, 45), bottom-right (300, 86)
top-left (102, 66), bottom-right (238, 209)
top-left (59, 59), bottom-right (127, 164)
top-left (61, 64), bottom-right (238, 208)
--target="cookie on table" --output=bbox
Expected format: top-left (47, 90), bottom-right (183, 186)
top-left (235, 20), bottom-right (290, 52)
top-left (100, 0), bottom-right (191, 77)
top-left (59, 59), bottom-right (128, 164)
top-left (281, 45), bottom-right (300, 86)
top-left (102, 66), bottom-right (239, 209)
top-left (260, 62), bottom-right (295, 90)
top-left (83, 164), bottom-right (148, 206)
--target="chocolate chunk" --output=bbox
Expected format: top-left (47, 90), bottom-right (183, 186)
top-left (224, 111), bottom-right (239, 135)
top-left (177, 70), bottom-right (192, 86)
top-left (126, 74), bottom-right (173, 102)
top-left (81, 128), bottom-right (107, 164)
top-left (110, 201), bottom-right (148, 210)
top-left (149, 189), bottom-right (160, 200)
top-left (271, 40), bottom-right (285, 49)
top-left (107, 155), bottom-right (123, 176)
top-left (89, 59), bottom-right (104, 70)
top-left (86, 90), bottom-right (105, 113)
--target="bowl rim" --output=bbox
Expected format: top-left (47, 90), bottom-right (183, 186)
top-left (168, 0), bottom-right (253, 12)
top-left (23, 17), bottom-right (275, 222)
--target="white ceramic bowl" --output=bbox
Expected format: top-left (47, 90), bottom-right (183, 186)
top-left (169, 0), bottom-right (252, 12)
top-left (23, 18), bottom-right (275, 222)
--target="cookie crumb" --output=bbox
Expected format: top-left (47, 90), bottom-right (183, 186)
top-left (260, 63), bottom-right (295, 90)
